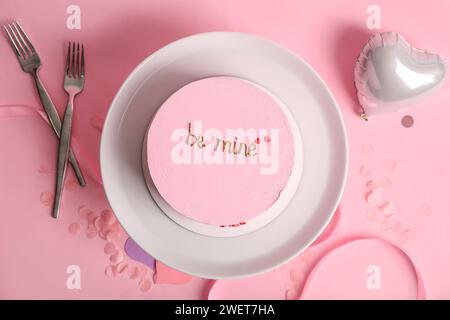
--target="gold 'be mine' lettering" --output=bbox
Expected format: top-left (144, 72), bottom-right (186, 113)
top-left (186, 122), bottom-right (258, 157)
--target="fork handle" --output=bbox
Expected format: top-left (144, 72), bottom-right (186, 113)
top-left (53, 97), bottom-right (74, 218)
top-left (32, 71), bottom-right (86, 187)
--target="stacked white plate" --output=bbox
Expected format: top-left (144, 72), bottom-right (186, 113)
top-left (100, 32), bottom-right (348, 279)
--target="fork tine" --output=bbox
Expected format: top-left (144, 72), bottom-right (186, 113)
top-left (15, 21), bottom-right (35, 53)
top-left (65, 41), bottom-right (71, 74)
top-left (3, 24), bottom-right (22, 57)
top-left (71, 42), bottom-right (75, 77)
top-left (81, 44), bottom-right (85, 77)
top-left (11, 22), bottom-right (32, 56)
top-left (76, 43), bottom-right (80, 77)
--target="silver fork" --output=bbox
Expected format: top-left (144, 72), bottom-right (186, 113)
top-left (53, 42), bottom-right (85, 218)
top-left (3, 21), bottom-right (86, 187)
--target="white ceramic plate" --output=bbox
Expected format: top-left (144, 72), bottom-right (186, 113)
top-left (101, 32), bottom-right (348, 279)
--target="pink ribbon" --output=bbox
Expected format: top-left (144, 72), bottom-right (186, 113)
top-left (0, 104), bottom-right (102, 185)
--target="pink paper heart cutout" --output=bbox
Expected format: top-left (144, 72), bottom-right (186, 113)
top-left (155, 261), bottom-right (193, 285)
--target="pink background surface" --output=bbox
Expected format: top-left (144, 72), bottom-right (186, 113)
top-left (1, 0), bottom-right (450, 299)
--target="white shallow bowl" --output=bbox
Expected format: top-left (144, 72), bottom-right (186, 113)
top-left (101, 32), bottom-right (348, 279)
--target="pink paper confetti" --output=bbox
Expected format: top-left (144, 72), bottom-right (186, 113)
top-left (380, 202), bottom-right (395, 215)
top-left (68, 222), bottom-right (81, 235)
top-left (77, 205), bottom-right (92, 219)
top-left (87, 221), bottom-right (97, 234)
top-left (139, 279), bottom-right (153, 292)
top-left (93, 216), bottom-right (102, 231)
top-left (105, 265), bottom-right (116, 277)
top-left (65, 178), bottom-right (78, 191)
top-left (86, 211), bottom-right (96, 221)
top-left (98, 230), bottom-right (107, 240)
top-left (385, 159), bottom-right (397, 171)
top-left (38, 164), bottom-right (52, 176)
top-left (381, 219), bottom-right (393, 232)
top-left (366, 180), bottom-right (378, 190)
top-left (128, 266), bottom-right (140, 280)
top-left (100, 209), bottom-right (115, 226)
top-left (392, 221), bottom-right (403, 234)
top-left (104, 242), bottom-right (116, 255)
top-left (86, 229), bottom-right (97, 239)
top-left (116, 262), bottom-right (128, 274)
top-left (361, 144), bottom-right (374, 155)
top-left (40, 191), bottom-right (53, 207)
top-left (401, 115), bottom-right (414, 128)
top-left (399, 229), bottom-right (416, 244)
top-left (419, 204), bottom-right (432, 216)
top-left (366, 190), bottom-right (381, 205)
top-left (359, 165), bottom-right (372, 177)
top-left (366, 209), bottom-right (379, 221)
top-left (380, 177), bottom-right (392, 190)
top-left (110, 250), bottom-right (124, 264)
top-left (106, 231), bottom-right (120, 242)
top-left (137, 266), bottom-right (148, 279)
top-left (90, 114), bottom-right (103, 131)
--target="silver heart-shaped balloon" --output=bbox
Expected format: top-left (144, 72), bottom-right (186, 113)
top-left (354, 32), bottom-right (446, 120)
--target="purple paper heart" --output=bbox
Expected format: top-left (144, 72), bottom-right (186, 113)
top-left (124, 237), bottom-right (156, 270)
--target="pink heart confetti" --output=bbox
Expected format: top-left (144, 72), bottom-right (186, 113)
top-left (104, 242), bottom-right (116, 255)
top-left (361, 144), bottom-right (374, 155)
top-left (38, 164), bottom-right (52, 176)
top-left (98, 230), bottom-right (107, 240)
top-left (110, 250), bottom-right (124, 264)
top-left (105, 265), bottom-right (116, 277)
top-left (366, 190), bottom-right (382, 205)
top-left (100, 209), bottom-right (116, 226)
top-left (137, 266), bottom-right (149, 280)
top-left (106, 230), bottom-right (120, 242)
top-left (128, 266), bottom-right (140, 280)
top-left (419, 204), bottom-right (432, 216)
top-left (77, 205), bottom-right (92, 219)
top-left (65, 178), bottom-right (78, 191)
top-left (86, 211), bottom-right (96, 221)
top-left (380, 202), bottom-right (395, 215)
top-left (366, 180), bottom-right (379, 190)
top-left (366, 208), bottom-right (379, 221)
top-left (40, 191), bottom-right (53, 207)
top-left (116, 262), bottom-right (128, 274)
top-left (68, 222), bottom-right (81, 235)
top-left (385, 160), bottom-right (397, 171)
top-left (138, 278), bottom-right (153, 292)
top-left (90, 114), bottom-right (104, 131)
top-left (380, 178), bottom-right (392, 190)
top-left (359, 165), bottom-right (372, 177)
top-left (399, 229), bottom-right (416, 245)
top-left (93, 216), bottom-right (102, 231)
top-left (86, 229), bottom-right (97, 239)
top-left (392, 221), bottom-right (403, 234)
top-left (381, 219), bottom-right (393, 232)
